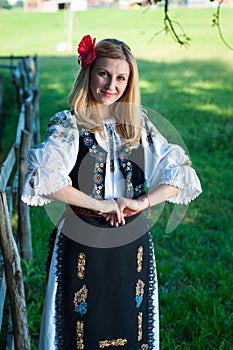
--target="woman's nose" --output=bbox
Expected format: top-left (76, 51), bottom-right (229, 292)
top-left (105, 77), bottom-right (115, 90)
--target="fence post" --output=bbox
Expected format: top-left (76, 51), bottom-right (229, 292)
top-left (32, 89), bottom-right (40, 145)
top-left (0, 251), bottom-right (6, 331)
top-left (0, 192), bottom-right (31, 350)
top-left (18, 130), bottom-right (32, 261)
top-left (25, 96), bottom-right (33, 133)
top-left (0, 54), bottom-right (40, 347)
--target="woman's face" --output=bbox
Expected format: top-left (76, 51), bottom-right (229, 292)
top-left (89, 57), bottom-right (130, 105)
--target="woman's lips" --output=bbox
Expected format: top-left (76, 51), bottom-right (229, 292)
top-left (102, 90), bottom-right (116, 98)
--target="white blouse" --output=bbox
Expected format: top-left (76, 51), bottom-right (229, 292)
top-left (21, 110), bottom-right (202, 206)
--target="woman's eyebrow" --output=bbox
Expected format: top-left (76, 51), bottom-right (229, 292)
top-left (98, 68), bottom-right (129, 76)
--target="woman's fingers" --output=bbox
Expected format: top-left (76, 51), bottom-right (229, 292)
top-left (102, 198), bottom-right (138, 226)
top-left (111, 199), bottom-right (121, 225)
top-left (114, 198), bottom-right (123, 224)
top-left (104, 213), bottom-right (119, 227)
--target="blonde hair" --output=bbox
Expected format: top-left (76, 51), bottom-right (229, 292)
top-left (69, 38), bottom-right (142, 147)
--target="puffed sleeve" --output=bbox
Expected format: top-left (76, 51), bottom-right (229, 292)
top-left (141, 115), bottom-right (202, 205)
top-left (21, 110), bottom-right (79, 206)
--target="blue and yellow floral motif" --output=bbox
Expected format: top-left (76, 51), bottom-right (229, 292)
top-left (73, 284), bottom-right (88, 315)
top-left (135, 279), bottom-right (145, 309)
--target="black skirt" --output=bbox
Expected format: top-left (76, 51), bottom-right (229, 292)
top-left (40, 210), bottom-right (159, 350)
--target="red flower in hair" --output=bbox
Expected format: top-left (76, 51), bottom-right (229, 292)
top-left (77, 35), bottom-right (97, 68)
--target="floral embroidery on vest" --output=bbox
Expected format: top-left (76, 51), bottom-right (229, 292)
top-left (135, 183), bottom-right (147, 198)
top-left (118, 146), bottom-right (134, 199)
top-left (80, 127), bottom-right (106, 200)
top-left (79, 126), bottom-right (146, 199)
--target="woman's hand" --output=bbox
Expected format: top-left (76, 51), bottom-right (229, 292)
top-left (103, 196), bottom-right (149, 226)
top-left (97, 198), bottom-right (122, 226)
top-left (103, 197), bottom-right (148, 227)
top-left (116, 197), bottom-right (147, 225)
top-left (101, 198), bottom-right (141, 227)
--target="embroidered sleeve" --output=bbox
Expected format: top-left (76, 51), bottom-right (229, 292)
top-left (141, 114), bottom-right (202, 205)
top-left (21, 110), bottom-right (79, 206)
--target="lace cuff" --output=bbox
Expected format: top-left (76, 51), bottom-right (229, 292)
top-left (21, 172), bottom-right (72, 206)
top-left (159, 165), bottom-right (202, 205)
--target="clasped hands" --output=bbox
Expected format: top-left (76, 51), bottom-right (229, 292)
top-left (99, 196), bottom-right (148, 227)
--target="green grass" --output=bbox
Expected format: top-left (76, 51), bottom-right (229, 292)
top-left (0, 6), bottom-right (233, 350)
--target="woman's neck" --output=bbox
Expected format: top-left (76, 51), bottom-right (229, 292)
top-left (95, 104), bottom-right (115, 120)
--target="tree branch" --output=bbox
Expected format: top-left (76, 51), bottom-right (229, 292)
top-left (164, 9), bottom-right (191, 47)
top-left (150, 0), bottom-right (190, 47)
top-left (212, 0), bottom-right (233, 50)
top-left (149, 0), bottom-right (232, 50)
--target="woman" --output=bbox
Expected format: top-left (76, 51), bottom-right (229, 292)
top-left (22, 36), bottom-right (202, 350)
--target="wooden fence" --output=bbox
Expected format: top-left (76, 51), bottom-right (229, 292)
top-left (0, 56), bottom-right (40, 350)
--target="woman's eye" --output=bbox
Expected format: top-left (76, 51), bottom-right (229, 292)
top-left (99, 71), bottom-right (108, 78)
top-left (117, 76), bottom-right (126, 81)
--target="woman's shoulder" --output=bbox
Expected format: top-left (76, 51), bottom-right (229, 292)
top-left (140, 110), bottom-right (156, 132)
top-left (44, 110), bottom-right (79, 144)
top-left (47, 110), bottom-right (77, 130)
top-left (140, 110), bottom-right (167, 145)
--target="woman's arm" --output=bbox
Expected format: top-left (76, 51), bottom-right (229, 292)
top-left (104, 184), bottom-right (180, 226)
top-left (137, 184), bottom-right (180, 210)
top-left (47, 185), bottom-right (122, 222)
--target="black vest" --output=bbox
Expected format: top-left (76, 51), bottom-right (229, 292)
top-left (69, 126), bottom-right (147, 200)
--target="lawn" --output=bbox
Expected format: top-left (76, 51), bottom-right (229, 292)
top-left (0, 6), bottom-right (233, 350)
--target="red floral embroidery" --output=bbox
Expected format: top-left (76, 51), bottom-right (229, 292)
top-left (77, 35), bottom-right (97, 68)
